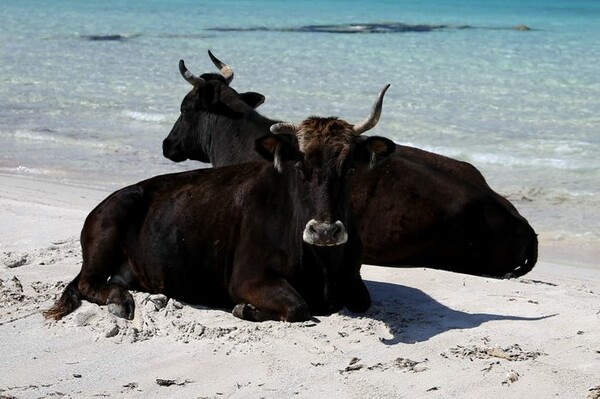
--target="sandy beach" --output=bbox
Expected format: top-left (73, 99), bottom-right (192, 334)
top-left (0, 174), bottom-right (598, 399)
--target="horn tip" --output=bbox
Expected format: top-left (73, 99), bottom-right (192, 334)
top-left (270, 122), bottom-right (298, 135)
top-left (208, 50), bottom-right (220, 65)
top-left (269, 124), bottom-right (281, 134)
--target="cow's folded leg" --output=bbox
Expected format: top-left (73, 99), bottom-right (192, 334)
top-left (78, 277), bottom-right (135, 320)
top-left (231, 278), bottom-right (310, 322)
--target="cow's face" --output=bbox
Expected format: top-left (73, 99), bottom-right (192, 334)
top-left (255, 86), bottom-right (395, 247)
top-left (296, 118), bottom-right (361, 246)
top-left (162, 56), bottom-right (265, 163)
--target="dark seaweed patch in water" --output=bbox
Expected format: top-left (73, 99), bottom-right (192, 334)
top-left (207, 23), bottom-right (532, 34)
top-left (80, 33), bottom-right (213, 41)
top-left (207, 23), bottom-right (458, 33)
top-left (81, 34), bottom-right (141, 41)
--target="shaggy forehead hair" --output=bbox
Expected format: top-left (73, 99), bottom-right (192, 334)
top-left (296, 117), bottom-right (354, 171)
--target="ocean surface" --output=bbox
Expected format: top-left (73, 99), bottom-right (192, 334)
top-left (1, 0), bottom-right (599, 259)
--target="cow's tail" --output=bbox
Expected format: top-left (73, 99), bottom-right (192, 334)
top-left (44, 273), bottom-right (82, 320)
top-left (513, 228), bottom-right (538, 278)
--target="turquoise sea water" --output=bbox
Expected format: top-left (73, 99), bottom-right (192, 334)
top-left (1, 0), bottom-right (599, 253)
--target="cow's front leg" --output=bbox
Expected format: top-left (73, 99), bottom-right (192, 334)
top-left (230, 277), bottom-right (310, 322)
top-left (338, 235), bottom-right (370, 313)
top-left (341, 275), bottom-right (371, 313)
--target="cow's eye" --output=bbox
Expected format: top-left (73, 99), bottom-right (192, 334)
top-left (347, 167), bottom-right (356, 177)
top-left (181, 104), bottom-right (192, 115)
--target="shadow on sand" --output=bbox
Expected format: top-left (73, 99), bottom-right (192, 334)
top-left (353, 280), bottom-right (555, 345)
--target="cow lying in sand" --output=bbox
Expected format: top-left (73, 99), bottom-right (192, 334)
top-left (45, 86), bottom-right (394, 322)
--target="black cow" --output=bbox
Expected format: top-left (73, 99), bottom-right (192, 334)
top-left (44, 86), bottom-right (395, 322)
top-left (162, 52), bottom-right (537, 278)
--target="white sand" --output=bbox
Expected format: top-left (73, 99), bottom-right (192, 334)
top-left (1, 174), bottom-right (599, 399)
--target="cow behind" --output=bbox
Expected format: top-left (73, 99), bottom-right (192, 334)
top-left (162, 52), bottom-right (537, 278)
top-left (45, 86), bottom-right (395, 322)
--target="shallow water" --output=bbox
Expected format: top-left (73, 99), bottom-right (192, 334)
top-left (1, 0), bottom-right (599, 253)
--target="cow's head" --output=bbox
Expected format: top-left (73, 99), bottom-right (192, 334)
top-left (162, 51), bottom-right (266, 163)
top-left (255, 85), bottom-right (395, 247)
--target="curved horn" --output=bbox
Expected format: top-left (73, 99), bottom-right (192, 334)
top-left (352, 84), bottom-right (390, 135)
top-left (270, 122), bottom-right (300, 135)
top-left (179, 60), bottom-right (205, 87)
top-left (208, 50), bottom-right (234, 84)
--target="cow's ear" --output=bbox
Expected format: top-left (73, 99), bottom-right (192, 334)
top-left (255, 134), bottom-right (298, 172)
top-left (356, 136), bottom-right (395, 168)
top-left (239, 92), bottom-right (265, 109)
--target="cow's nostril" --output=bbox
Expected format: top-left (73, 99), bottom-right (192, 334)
top-left (331, 224), bottom-right (342, 237)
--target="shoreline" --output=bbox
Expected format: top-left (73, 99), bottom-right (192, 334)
top-left (1, 174), bottom-right (599, 398)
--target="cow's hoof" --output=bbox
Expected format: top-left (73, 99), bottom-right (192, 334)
top-left (107, 296), bottom-right (135, 320)
top-left (285, 303), bottom-right (311, 322)
top-left (232, 303), bottom-right (254, 320)
top-left (108, 303), bottom-right (128, 319)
